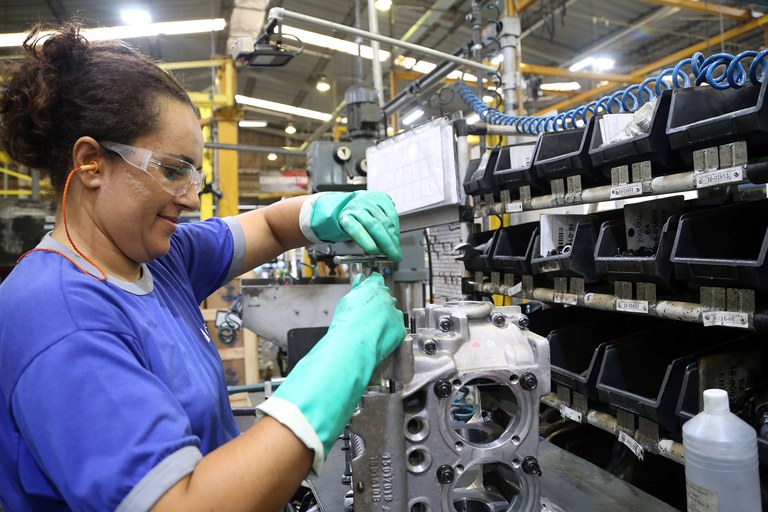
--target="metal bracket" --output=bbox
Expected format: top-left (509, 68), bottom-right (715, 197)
top-left (550, 179), bottom-right (566, 206)
top-left (693, 146), bottom-right (719, 172)
top-left (565, 175), bottom-right (583, 204)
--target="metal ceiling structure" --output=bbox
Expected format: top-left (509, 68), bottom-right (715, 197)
top-left (0, 0), bottom-right (766, 143)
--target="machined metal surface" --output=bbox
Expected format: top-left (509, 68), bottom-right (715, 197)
top-left (345, 301), bottom-right (551, 511)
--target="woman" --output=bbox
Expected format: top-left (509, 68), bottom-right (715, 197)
top-left (0, 23), bottom-right (406, 511)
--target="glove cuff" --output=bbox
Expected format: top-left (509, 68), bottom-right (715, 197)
top-left (298, 193), bottom-right (326, 244)
top-left (256, 396), bottom-right (326, 477)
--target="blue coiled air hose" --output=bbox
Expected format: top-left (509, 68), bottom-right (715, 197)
top-left (457, 49), bottom-right (768, 135)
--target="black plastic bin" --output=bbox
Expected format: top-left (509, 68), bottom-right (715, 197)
top-left (533, 117), bottom-right (609, 188)
top-left (594, 215), bottom-right (680, 291)
top-left (494, 140), bottom-right (547, 198)
top-left (589, 90), bottom-right (684, 177)
top-left (666, 79), bottom-right (768, 165)
top-left (490, 222), bottom-right (539, 275)
top-left (596, 323), bottom-right (752, 434)
top-left (670, 199), bottom-right (768, 292)
top-left (460, 229), bottom-right (499, 273)
top-left (548, 314), bottom-right (667, 402)
top-left (463, 147), bottom-right (502, 201)
top-left (531, 216), bottom-right (604, 284)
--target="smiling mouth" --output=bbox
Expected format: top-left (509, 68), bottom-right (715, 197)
top-left (158, 215), bottom-right (179, 224)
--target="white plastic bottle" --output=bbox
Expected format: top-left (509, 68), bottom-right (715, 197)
top-left (682, 388), bottom-right (762, 512)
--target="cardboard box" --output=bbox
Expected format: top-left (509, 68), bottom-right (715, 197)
top-left (206, 278), bottom-right (241, 311)
top-left (222, 358), bottom-right (246, 387)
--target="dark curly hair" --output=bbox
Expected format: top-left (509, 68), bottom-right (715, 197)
top-left (0, 22), bottom-right (194, 193)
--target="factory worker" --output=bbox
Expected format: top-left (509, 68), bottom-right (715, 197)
top-left (0, 22), bottom-right (406, 512)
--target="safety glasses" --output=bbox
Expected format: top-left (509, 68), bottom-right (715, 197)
top-left (100, 140), bottom-right (204, 197)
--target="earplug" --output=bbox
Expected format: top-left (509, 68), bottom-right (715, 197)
top-left (78, 161), bottom-right (99, 172)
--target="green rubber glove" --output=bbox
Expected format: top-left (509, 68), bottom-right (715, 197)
top-left (255, 272), bottom-right (406, 474)
top-left (300, 191), bottom-right (402, 262)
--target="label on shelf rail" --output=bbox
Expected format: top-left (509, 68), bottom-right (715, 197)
top-left (610, 183), bottom-right (643, 199)
top-left (702, 311), bottom-right (750, 329)
top-left (615, 299), bottom-right (649, 314)
top-left (559, 405), bottom-right (583, 423)
top-left (618, 431), bottom-right (645, 461)
top-left (553, 292), bottom-right (578, 305)
top-left (506, 201), bottom-right (523, 213)
top-left (694, 166), bottom-right (743, 189)
top-left (508, 282), bottom-right (523, 296)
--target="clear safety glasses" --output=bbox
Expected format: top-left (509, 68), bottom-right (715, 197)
top-left (100, 141), bottom-right (204, 197)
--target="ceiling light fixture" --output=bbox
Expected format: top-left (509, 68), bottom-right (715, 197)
top-left (285, 122), bottom-right (297, 134)
top-left (316, 76), bottom-right (331, 92)
top-left (0, 18), bottom-right (226, 47)
top-left (267, 152), bottom-right (278, 161)
top-left (235, 94), bottom-right (333, 122)
top-left (568, 56), bottom-right (615, 73)
top-left (375, 0), bottom-right (392, 11)
top-left (402, 107), bottom-right (424, 126)
top-left (540, 81), bottom-right (582, 92)
top-left (239, 120), bottom-right (268, 128)
top-left (121, 8), bottom-right (152, 25)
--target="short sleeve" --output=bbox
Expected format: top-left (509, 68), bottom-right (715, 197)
top-left (166, 217), bottom-right (246, 304)
top-left (11, 330), bottom-right (202, 512)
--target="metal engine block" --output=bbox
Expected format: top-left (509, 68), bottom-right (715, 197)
top-left (345, 301), bottom-right (550, 512)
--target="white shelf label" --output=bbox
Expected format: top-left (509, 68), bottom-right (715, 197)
top-left (610, 183), bottom-right (643, 199)
top-left (554, 293), bottom-right (578, 305)
top-left (702, 311), bottom-right (750, 329)
top-left (508, 282), bottom-right (523, 296)
top-left (506, 201), bottom-right (523, 213)
top-left (618, 431), bottom-right (644, 461)
top-left (615, 299), bottom-right (649, 314)
top-left (695, 166), bottom-right (743, 189)
top-left (559, 405), bottom-right (583, 423)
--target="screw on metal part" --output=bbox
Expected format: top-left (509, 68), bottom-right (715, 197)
top-left (516, 315), bottom-right (529, 329)
top-left (438, 317), bottom-right (453, 332)
top-left (423, 339), bottom-right (438, 355)
top-left (342, 475), bottom-right (352, 485)
top-left (520, 372), bottom-right (538, 391)
top-left (437, 465), bottom-right (455, 484)
top-left (434, 379), bottom-right (453, 398)
top-left (491, 312), bottom-right (506, 327)
top-left (522, 456), bottom-right (542, 476)
top-left (356, 481), bottom-right (365, 492)
top-left (561, 245), bottom-right (572, 254)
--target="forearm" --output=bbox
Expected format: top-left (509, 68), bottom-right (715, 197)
top-left (152, 416), bottom-right (312, 512)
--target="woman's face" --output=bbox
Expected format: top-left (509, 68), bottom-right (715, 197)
top-left (93, 98), bottom-right (203, 264)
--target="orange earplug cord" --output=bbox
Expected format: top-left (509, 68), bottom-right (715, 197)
top-left (17, 162), bottom-right (108, 281)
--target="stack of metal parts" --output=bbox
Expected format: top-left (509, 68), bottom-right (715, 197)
top-left (340, 301), bottom-right (550, 512)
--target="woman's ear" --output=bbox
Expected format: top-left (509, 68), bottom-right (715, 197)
top-left (71, 137), bottom-right (103, 189)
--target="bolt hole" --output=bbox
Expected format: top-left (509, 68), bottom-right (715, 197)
top-left (408, 449), bottom-right (426, 467)
top-left (512, 458), bottom-right (521, 468)
top-left (407, 418), bottom-right (423, 435)
top-left (509, 374), bottom-right (519, 384)
top-left (410, 502), bottom-right (429, 512)
top-left (512, 435), bottom-right (521, 445)
top-left (456, 464), bottom-right (464, 473)
top-left (452, 379), bottom-right (462, 388)
top-left (455, 441), bottom-right (464, 451)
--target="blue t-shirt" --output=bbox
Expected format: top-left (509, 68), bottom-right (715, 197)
top-left (0, 217), bottom-right (246, 511)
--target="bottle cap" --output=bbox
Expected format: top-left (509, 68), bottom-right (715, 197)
top-left (703, 388), bottom-right (730, 413)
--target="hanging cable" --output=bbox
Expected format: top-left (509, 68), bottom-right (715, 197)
top-left (457, 49), bottom-right (768, 135)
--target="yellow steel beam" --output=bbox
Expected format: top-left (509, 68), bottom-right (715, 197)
top-left (216, 106), bottom-right (240, 218)
top-left (506, 0), bottom-right (536, 16)
top-left (158, 59), bottom-right (229, 71)
top-left (520, 63), bottom-right (635, 82)
top-left (537, 13), bottom-right (768, 115)
top-left (639, 0), bottom-right (750, 20)
top-left (0, 166), bottom-right (32, 181)
top-left (199, 106), bottom-right (214, 220)
top-left (0, 190), bottom-right (32, 196)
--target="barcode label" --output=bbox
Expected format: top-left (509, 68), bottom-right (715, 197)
top-left (702, 311), bottom-right (749, 329)
top-left (610, 183), bottom-right (643, 199)
top-left (616, 299), bottom-right (649, 314)
top-left (554, 293), bottom-right (578, 305)
top-left (695, 167), bottom-right (742, 188)
top-left (618, 431), bottom-right (644, 460)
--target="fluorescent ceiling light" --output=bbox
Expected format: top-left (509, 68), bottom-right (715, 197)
top-left (315, 76), bottom-right (331, 92)
top-left (0, 18), bottom-right (226, 47)
top-left (540, 81), bottom-right (581, 92)
top-left (121, 8), bottom-right (152, 25)
top-left (267, 152), bottom-right (278, 161)
top-left (568, 56), bottom-right (615, 72)
top-left (402, 107), bottom-right (424, 126)
top-left (235, 94), bottom-right (333, 122)
top-left (281, 24), bottom-right (390, 62)
top-left (284, 122), bottom-right (297, 134)
top-left (239, 120), bottom-right (268, 128)
top-left (375, 0), bottom-right (392, 11)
